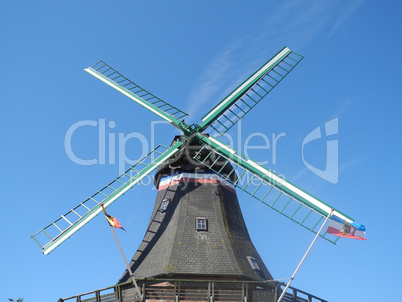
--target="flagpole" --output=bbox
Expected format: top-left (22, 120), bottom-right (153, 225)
top-left (101, 204), bottom-right (143, 302)
top-left (277, 209), bottom-right (334, 302)
top-left (108, 225), bottom-right (143, 301)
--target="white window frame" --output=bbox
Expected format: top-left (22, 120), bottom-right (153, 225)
top-left (196, 217), bottom-right (208, 231)
top-left (160, 198), bottom-right (170, 213)
top-left (247, 256), bottom-right (261, 271)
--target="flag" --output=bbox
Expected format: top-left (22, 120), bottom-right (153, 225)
top-left (326, 215), bottom-right (366, 240)
top-left (105, 214), bottom-right (125, 230)
top-left (101, 204), bottom-right (125, 230)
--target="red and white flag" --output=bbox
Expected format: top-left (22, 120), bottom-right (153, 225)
top-left (326, 215), bottom-right (366, 240)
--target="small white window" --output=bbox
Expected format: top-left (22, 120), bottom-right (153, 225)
top-left (160, 199), bottom-right (170, 213)
top-left (247, 256), bottom-right (261, 271)
top-left (196, 217), bottom-right (208, 231)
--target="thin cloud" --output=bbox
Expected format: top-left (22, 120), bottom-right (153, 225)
top-left (185, 42), bottom-right (241, 123)
top-left (253, 1), bottom-right (334, 49)
top-left (292, 155), bottom-right (365, 190)
top-left (257, 0), bottom-right (365, 48)
top-left (329, 0), bottom-right (365, 37)
top-left (331, 99), bottom-right (353, 119)
top-left (185, 1), bottom-right (365, 123)
top-left (339, 157), bottom-right (365, 175)
top-left (292, 166), bottom-right (311, 182)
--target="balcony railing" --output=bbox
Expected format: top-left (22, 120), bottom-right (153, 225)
top-left (58, 278), bottom-right (327, 302)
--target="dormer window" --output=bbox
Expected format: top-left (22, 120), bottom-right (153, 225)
top-left (160, 198), bottom-right (170, 213)
top-left (247, 256), bottom-right (261, 271)
top-left (196, 217), bottom-right (208, 231)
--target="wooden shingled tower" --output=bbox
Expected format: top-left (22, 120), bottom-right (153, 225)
top-left (32, 47), bottom-right (358, 301)
top-left (119, 137), bottom-right (273, 283)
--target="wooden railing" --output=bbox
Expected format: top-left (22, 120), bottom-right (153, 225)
top-left (58, 278), bottom-right (328, 302)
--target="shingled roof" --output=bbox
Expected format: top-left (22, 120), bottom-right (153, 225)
top-left (119, 147), bottom-right (273, 283)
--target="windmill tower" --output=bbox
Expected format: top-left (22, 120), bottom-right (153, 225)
top-left (118, 137), bottom-right (273, 283)
top-left (32, 47), bottom-right (358, 301)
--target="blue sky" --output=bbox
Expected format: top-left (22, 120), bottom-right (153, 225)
top-left (1, 1), bottom-right (401, 301)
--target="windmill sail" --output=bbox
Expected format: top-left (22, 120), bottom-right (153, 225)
top-left (199, 47), bottom-right (303, 135)
top-left (31, 142), bottom-right (183, 255)
top-left (33, 46), bottom-right (361, 261)
top-left (194, 134), bottom-right (353, 243)
top-left (85, 61), bottom-right (188, 132)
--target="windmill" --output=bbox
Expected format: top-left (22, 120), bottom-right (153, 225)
top-left (32, 47), bottom-right (359, 301)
